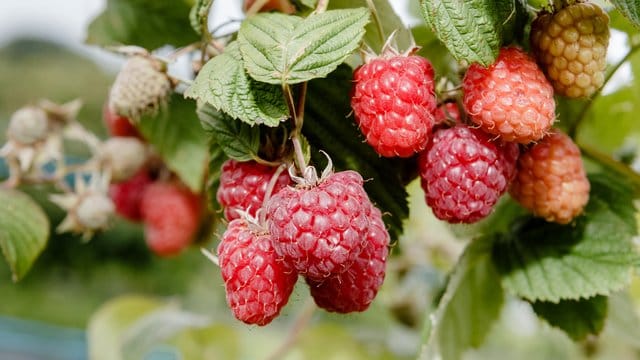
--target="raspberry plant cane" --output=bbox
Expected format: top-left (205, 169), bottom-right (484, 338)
top-left (4, 0), bottom-right (640, 358)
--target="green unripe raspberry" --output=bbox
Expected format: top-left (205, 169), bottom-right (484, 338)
top-left (530, 2), bottom-right (610, 98)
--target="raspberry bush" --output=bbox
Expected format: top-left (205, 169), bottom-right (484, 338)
top-left (2, 0), bottom-right (640, 359)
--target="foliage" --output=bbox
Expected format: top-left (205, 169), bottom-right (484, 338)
top-left (3, 0), bottom-right (640, 359)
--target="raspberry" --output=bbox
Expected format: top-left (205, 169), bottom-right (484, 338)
top-left (419, 125), bottom-right (519, 223)
top-left (109, 169), bottom-right (154, 222)
top-left (100, 137), bottom-right (148, 182)
top-left (217, 218), bottom-right (297, 325)
top-left (109, 55), bottom-right (173, 120)
top-left (103, 102), bottom-right (142, 138)
top-left (266, 170), bottom-right (372, 281)
top-left (510, 131), bottom-right (589, 224)
top-left (530, 2), bottom-right (609, 98)
top-left (307, 206), bottom-right (389, 313)
top-left (141, 182), bottom-right (202, 256)
top-left (351, 54), bottom-right (436, 157)
top-left (434, 102), bottom-right (461, 126)
top-left (7, 106), bottom-right (49, 145)
top-left (462, 47), bottom-right (556, 143)
top-left (217, 160), bottom-right (290, 221)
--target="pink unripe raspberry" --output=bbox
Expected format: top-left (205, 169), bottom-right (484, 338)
top-left (266, 170), bottom-right (372, 281)
top-left (351, 54), bottom-right (436, 157)
top-left (463, 47), bottom-right (556, 143)
top-left (307, 206), bottom-right (389, 313)
top-left (510, 131), bottom-right (589, 224)
top-left (109, 168), bottom-right (154, 222)
top-left (419, 125), bottom-right (519, 223)
top-left (217, 160), bottom-right (290, 221)
top-left (217, 218), bottom-right (298, 326)
top-left (141, 182), bottom-right (202, 256)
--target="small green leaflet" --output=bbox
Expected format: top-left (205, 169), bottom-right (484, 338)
top-left (531, 295), bottom-right (608, 341)
top-left (238, 9), bottom-right (370, 84)
top-left (185, 42), bottom-right (288, 127)
top-left (0, 189), bottom-right (49, 282)
top-left (197, 103), bottom-right (260, 162)
top-left (419, 238), bottom-right (504, 360)
top-left (190, 0), bottom-right (213, 36)
top-left (138, 95), bottom-right (208, 192)
top-left (86, 0), bottom-right (198, 50)
top-left (611, 0), bottom-right (640, 29)
top-left (420, 0), bottom-right (515, 66)
top-left (493, 174), bottom-right (639, 303)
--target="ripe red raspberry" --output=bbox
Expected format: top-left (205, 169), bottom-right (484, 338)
top-left (217, 218), bottom-right (298, 325)
top-left (434, 102), bottom-right (461, 126)
top-left (419, 125), bottom-right (519, 223)
top-left (109, 169), bottom-right (154, 222)
top-left (351, 53), bottom-right (436, 157)
top-left (307, 206), bottom-right (389, 313)
top-left (266, 170), bottom-right (372, 281)
top-left (510, 131), bottom-right (589, 224)
top-left (141, 182), bottom-right (202, 256)
top-left (103, 103), bottom-right (142, 138)
top-left (217, 160), bottom-right (290, 221)
top-left (243, 0), bottom-right (295, 13)
top-left (530, 2), bottom-right (609, 98)
top-left (463, 47), bottom-right (556, 143)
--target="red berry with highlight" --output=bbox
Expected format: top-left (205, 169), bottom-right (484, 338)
top-left (266, 170), bottom-right (372, 281)
top-left (510, 131), bottom-right (589, 224)
top-left (463, 47), bottom-right (556, 143)
top-left (141, 182), bottom-right (202, 256)
top-left (351, 54), bottom-right (436, 157)
top-left (109, 168), bottom-right (153, 222)
top-left (218, 218), bottom-right (298, 326)
top-left (217, 160), bottom-right (290, 221)
top-left (307, 206), bottom-right (389, 313)
top-left (419, 125), bottom-right (519, 223)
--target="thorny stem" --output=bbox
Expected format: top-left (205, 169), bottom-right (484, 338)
top-left (568, 43), bottom-right (640, 139)
top-left (260, 164), bottom-right (287, 222)
top-left (283, 84), bottom-right (307, 173)
top-left (578, 142), bottom-right (640, 196)
top-left (265, 297), bottom-right (316, 360)
top-left (365, 0), bottom-right (386, 46)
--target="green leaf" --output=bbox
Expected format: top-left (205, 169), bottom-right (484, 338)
top-left (0, 189), bottom-right (49, 282)
top-left (531, 295), bottom-right (608, 341)
top-left (190, 0), bottom-right (213, 36)
top-left (420, 0), bottom-right (515, 66)
top-left (238, 9), bottom-right (370, 84)
top-left (185, 42), bottom-right (288, 127)
top-left (206, 139), bottom-right (228, 214)
top-left (86, 0), bottom-right (199, 50)
top-left (419, 239), bottom-right (504, 360)
top-left (197, 103), bottom-right (261, 162)
top-left (88, 295), bottom-right (163, 360)
top-left (605, 292), bottom-right (640, 348)
top-left (138, 95), bottom-right (208, 191)
top-left (611, 0), bottom-right (640, 29)
top-left (493, 174), bottom-right (639, 303)
top-left (329, 0), bottom-right (413, 53)
top-left (304, 65), bottom-right (410, 241)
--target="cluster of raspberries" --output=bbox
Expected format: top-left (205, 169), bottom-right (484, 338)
top-left (216, 160), bottom-right (390, 325)
top-left (351, 1), bottom-right (606, 225)
top-left (104, 105), bottom-right (203, 257)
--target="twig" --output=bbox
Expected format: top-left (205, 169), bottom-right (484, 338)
top-left (265, 297), bottom-right (316, 360)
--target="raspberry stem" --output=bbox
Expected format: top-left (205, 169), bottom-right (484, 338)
top-left (569, 42), bottom-right (640, 138)
top-left (261, 163), bottom-right (287, 217)
top-left (283, 83), bottom-right (308, 174)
